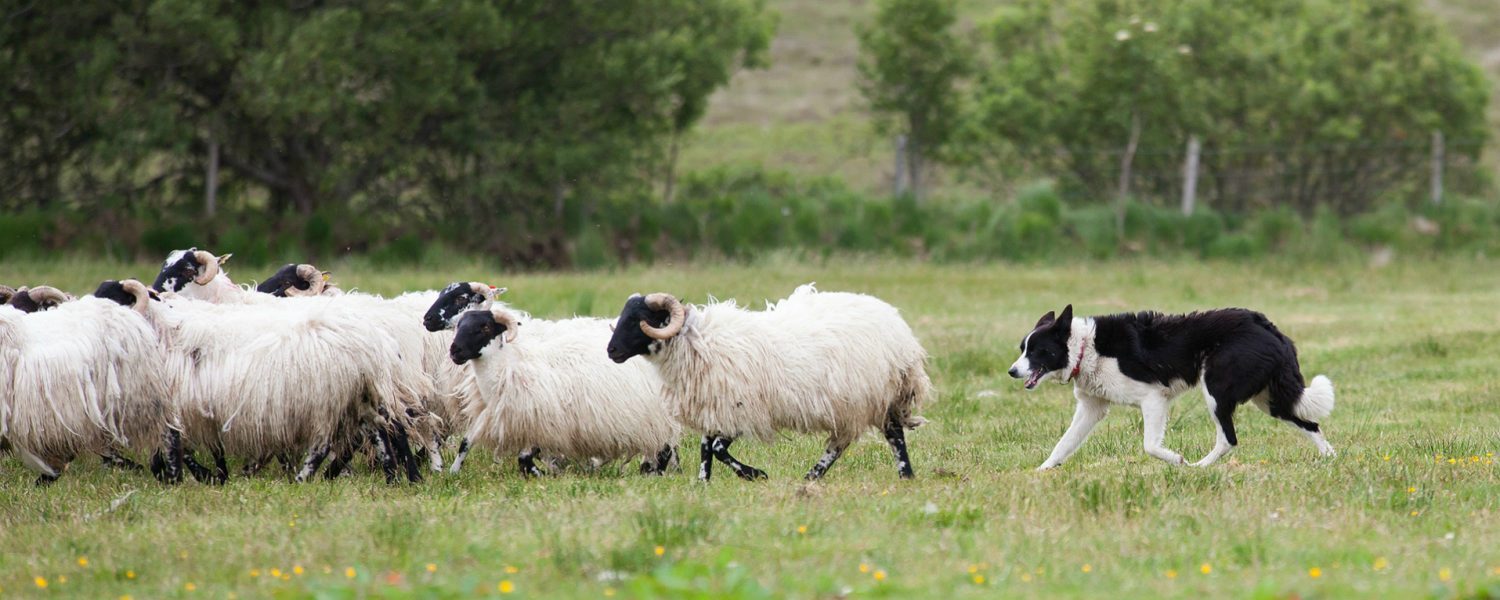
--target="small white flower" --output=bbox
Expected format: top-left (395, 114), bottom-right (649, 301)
top-left (1143, 22), bottom-right (1158, 33)
top-left (1177, 44), bottom-right (1192, 55)
top-left (1115, 29), bottom-right (1131, 42)
top-left (923, 502), bottom-right (939, 515)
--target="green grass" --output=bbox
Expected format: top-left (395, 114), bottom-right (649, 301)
top-left (2, 255), bottom-right (1499, 598)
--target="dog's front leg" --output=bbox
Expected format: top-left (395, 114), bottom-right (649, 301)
top-left (1141, 395), bottom-right (1186, 465)
top-left (1038, 390), bottom-right (1110, 470)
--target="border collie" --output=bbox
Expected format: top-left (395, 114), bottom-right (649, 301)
top-left (1008, 305), bottom-right (1335, 469)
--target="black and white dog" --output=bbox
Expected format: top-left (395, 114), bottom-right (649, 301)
top-left (1009, 305), bottom-right (1335, 469)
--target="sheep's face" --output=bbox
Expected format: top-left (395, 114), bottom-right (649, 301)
top-left (450, 311), bottom-right (510, 365)
top-left (606, 294), bottom-right (671, 363)
top-left (256, 264), bottom-right (312, 297)
top-left (424, 282), bottom-right (494, 332)
top-left (152, 248), bottom-right (204, 292)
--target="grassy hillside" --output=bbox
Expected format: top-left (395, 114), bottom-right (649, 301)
top-left (1, 256), bottom-right (1497, 598)
top-left (682, 0), bottom-right (1500, 195)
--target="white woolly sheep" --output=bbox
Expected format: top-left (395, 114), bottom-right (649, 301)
top-left (256, 267), bottom-right (512, 469)
top-left (151, 251), bottom-right (435, 480)
top-left (124, 276), bottom-right (428, 484)
top-left (449, 308), bottom-right (679, 476)
top-left (0, 285), bottom-right (184, 485)
top-left (605, 284), bottom-right (932, 481)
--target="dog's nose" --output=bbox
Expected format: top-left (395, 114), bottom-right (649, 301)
top-left (1008, 367), bottom-right (1021, 379)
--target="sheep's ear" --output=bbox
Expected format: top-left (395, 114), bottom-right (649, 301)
top-left (216, 253), bottom-right (233, 266)
top-left (488, 286), bottom-right (507, 300)
top-left (321, 271), bottom-right (332, 282)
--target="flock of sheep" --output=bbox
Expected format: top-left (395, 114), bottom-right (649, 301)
top-left (0, 248), bottom-right (932, 486)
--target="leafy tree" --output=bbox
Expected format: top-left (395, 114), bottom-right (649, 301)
top-left (970, 0), bottom-right (1489, 215)
top-left (857, 0), bottom-right (970, 201)
top-left (0, 0), bottom-right (774, 263)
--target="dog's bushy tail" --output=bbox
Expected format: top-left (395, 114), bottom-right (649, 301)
top-left (1293, 374), bottom-right (1336, 422)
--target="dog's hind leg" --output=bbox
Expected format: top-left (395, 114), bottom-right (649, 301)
top-left (1038, 390), bottom-right (1109, 470)
top-left (1257, 390), bottom-right (1337, 457)
top-left (1141, 395), bottom-right (1186, 465)
top-left (1192, 384), bottom-right (1238, 467)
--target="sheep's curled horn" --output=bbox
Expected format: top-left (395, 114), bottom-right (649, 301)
top-left (640, 293), bottom-right (686, 340)
top-left (22, 285), bottom-right (71, 308)
top-left (192, 250), bottom-right (220, 285)
top-left (491, 309), bottom-right (520, 344)
top-left (285, 264), bottom-right (329, 297)
top-left (120, 279), bottom-right (152, 315)
top-left (0, 285), bottom-right (14, 304)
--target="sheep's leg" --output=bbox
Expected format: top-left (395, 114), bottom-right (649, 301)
top-left (449, 437), bottom-right (472, 474)
top-left (370, 425), bottom-right (399, 484)
top-left (709, 436), bottom-right (767, 481)
top-left (518, 447), bottom-right (545, 478)
top-left (883, 411), bottom-right (915, 479)
top-left (422, 437), bottom-right (444, 472)
top-left (20, 448), bottom-right (65, 486)
top-left (150, 427), bottom-right (185, 485)
top-left (388, 419), bottom-right (423, 483)
top-left (641, 444), bottom-right (678, 475)
top-left (295, 442), bottom-right (333, 483)
top-left (804, 438), bottom-right (851, 481)
top-left (698, 436), bottom-right (714, 481)
top-left (211, 444), bottom-right (229, 485)
top-left (183, 451), bottom-right (214, 483)
top-left (100, 448), bottom-right (144, 471)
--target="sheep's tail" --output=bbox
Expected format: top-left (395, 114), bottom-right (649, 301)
top-left (1293, 374), bottom-right (1336, 422)
top-left (890, 363), bottom-right (932, 430)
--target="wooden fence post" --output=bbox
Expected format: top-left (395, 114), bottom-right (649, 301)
top-left (1430, 130), bottom-right (1444, 205)
top-left (1181, 135), bottom-right (1200, 216)
top-left (893, 135), bottom-right (909, 198)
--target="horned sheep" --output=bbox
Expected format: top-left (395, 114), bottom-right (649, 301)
top-left (0, 284), bottom-right (184, 485)
top-left (605, 284), bottom-right (932, 481)
top-left (448, 308), bottom-right (679, 476)
top-left (151, 251), bottom-right (435, 479)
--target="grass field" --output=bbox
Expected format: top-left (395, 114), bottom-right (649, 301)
top-left (2, 255), bottom-right (1498, 598)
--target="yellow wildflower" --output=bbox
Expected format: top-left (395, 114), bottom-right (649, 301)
top-left (1439, 568), bottom-right (1452, 582)
top-left (653, 546), bottom-right (665, 557)
top-left (1373, 557), bottom-right (1389, 571)
top-left (499, 580), bottom-right (515, 594)
top-left (185, 582), bottom-right (197, 592)
top-left (505, 565), bottom-right (519, 574)
top-left (972, 574), bottom-right (985, 585)
top-left (1082, 564), bottom-right (1093, 573)
top-left (1309, 567), bottom-right (1322, 578)
top-left (426, 563), bottom-right (437, 573)
top-left (1200, 563), bottom-right (1211, 575)
top-left (346, 567), bottom-right (356, 579)
top-left (78, 557), bottom-right (90, 567)
top-left (874, 570), bottom-right (887, 582)
top-left (34, 577), bottom-right (48, 589)
top-left (1165, 570), bottom-right (1178, 579)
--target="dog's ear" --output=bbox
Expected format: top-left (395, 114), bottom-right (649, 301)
top-left (1034, 310), bottom-right (1057, 330)
top-left (1058, 304), bottom-right (1073, 325)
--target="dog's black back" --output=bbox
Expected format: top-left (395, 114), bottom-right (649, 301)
top-left (1094, 309), bottom-right (1302, 389)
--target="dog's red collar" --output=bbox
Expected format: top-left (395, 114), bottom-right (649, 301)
top-left (1066, 337), bottom-right (1088, 382)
